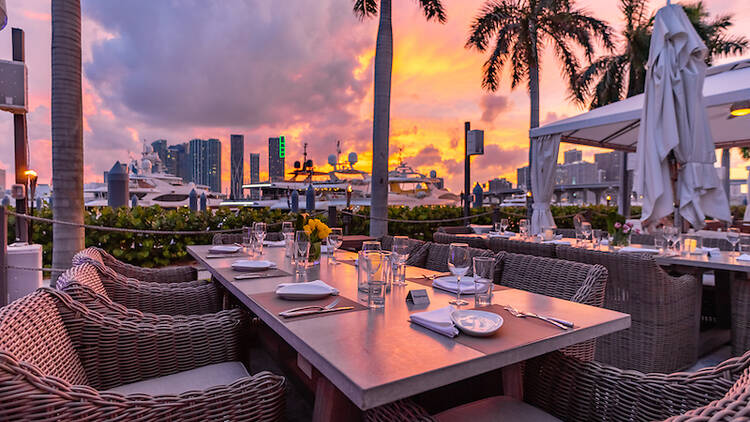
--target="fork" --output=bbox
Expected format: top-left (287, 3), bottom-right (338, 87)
top-left (279, 297), bottom-right (341, 316)
top-left (503, 304), bottom-right (571, 330)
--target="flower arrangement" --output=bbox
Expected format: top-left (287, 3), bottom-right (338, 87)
top-left (303, 218), bottom-right (331, 262)
top-left (609, 221), bottom-right (641, 247)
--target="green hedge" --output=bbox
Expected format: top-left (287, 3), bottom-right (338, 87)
top-left (3, 203), bottom-right (676, 268)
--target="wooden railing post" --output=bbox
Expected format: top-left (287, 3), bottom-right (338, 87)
top-left (1, 206), bottom-right (8, 307)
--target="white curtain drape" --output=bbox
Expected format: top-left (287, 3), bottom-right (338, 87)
top-left (530, 133), bottom-right (561, 235)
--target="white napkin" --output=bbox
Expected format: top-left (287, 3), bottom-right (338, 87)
top-left (209, 245), bottom-right (241, 253)
top-left (542, 240), bottom-right (571, 245)
top-left (409, 306), bottom-right (459, 337)
top-left (488, 232), bottom-right (513, 238)
top-left (737, 254), bottom-right (750, 262)
top-left (432, 276), bottom-right (477, 294)
top-left (697, 247), bottom-right (720, 253)
top-left (618, 246), bottom-right (659, 253)
top-left (275, 280), bottom-right (339, 296)
top-left (263, 240), bottom-right (286, 247)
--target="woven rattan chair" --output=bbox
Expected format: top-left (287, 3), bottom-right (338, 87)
top-left (72, 247), bottom-right (198, 284)
top-left (432, 232), bottom-right (489, 249)
top-left (0, 288), bottom-right (285, 421)
top-left (498, 252), bottom-right (608, 361)
top-left (488, 237), bottom-right (556, 258)
top-left (212, 232), bottom-right (284, 244)
top-left (556, 246), bottom-right (700, 373)
top-left (372, 348), bottom-right (750, 421)
top-left (436, 226), bottom-right (473, 234)
top-left (701, 235), bottom-right (733, 251)
top-left (57, 262), bottom-right (222, 316)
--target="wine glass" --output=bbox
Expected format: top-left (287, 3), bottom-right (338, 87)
top-left (448, 243), bottom-right (470, 306)
top-left (282, 222), bottom-right (295, 259)
top-left (727, 228), bottom-right (741, 257)
top-left (493, 221), bottom-right (502, 233)
top-left (295, 230), bottom-right (310, 275)
top-left (253, 222), bottom-right (267, 255)
top-left (392, 236), bottom-right (410, 286)
top-left (581, 222), bottom-right (592, 247)
top-left (327, 228), bottom-right (343, 264)
top-left (362, 240), bottom-right (381, 252)
top-left (362, 250), bottom-right (383, 284)
top-left (518, 219), bottom-right (529, 239)
top-left (500, 218), bottom-right (509, 233)
top-left (664, 226), bottom-right (680, 254)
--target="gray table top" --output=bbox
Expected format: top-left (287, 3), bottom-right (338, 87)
top-left (188, 244), bottom-right (630, 410)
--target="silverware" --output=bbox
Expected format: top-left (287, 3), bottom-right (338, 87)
top-left (279, 305), bottom-right (353, 318)
top-left (503, 304), bottom-right (572, 330)
top-left (206, 254), bottom-right (240, 259)
top-left (421, 273), bottom-right (449, 280)
top-left (279, 298), bottom-right (341, 315)
top-left (234, 273), bottom-right (271, 280)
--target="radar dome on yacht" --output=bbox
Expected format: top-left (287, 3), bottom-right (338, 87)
top-left (328, 154), bottom-right (337, 166)
top-left (429, 170), bottom-right (437, 178)
top-left (348, 152), bottom-right (358, 165)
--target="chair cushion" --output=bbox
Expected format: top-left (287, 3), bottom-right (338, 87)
top-left (106, 361), bottom-right (249, 396)
top-left (434, 396), bottom-right (561, 422)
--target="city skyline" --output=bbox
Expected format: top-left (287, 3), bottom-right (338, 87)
top-left (0, 1), bottom-right (748, 194)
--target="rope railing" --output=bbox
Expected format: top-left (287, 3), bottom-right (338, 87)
top-left (6, 210), bottom-right (326, 236)
top-left (340, 209), bottom-right (497, 224)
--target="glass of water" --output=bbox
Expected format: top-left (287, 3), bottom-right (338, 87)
top-left (327, 227), bottom-right (343, 265)
top-left (518, 219), bottom-right (529, 239)
top-left (727, 228), bottom-right (741, 257)
top-left (472, 256), bottom-right (495, 307)
top-left (392, 236), bottom-right (410, 286)
top-left (253, 222), bottom-right (267, 255)
top-left (295, 230), bottom-right (310, 275)
top-left (363, 251), bottom-right (385, 309)
top-left (448, 243), bottom-right (470, 306)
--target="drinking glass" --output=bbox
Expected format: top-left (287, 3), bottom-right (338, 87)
top-left (392, 236), bottom-right (410, 286)
top-left (327, 228), bottom-right (343, 264)
top-left (654, 237), bottom-right (666, 254)
top-left (493, 222), bottom-right (503, 233)
top-left (357, 250), bottom-right (369, 292)
top-left (281, 221), bottom-right (294, 235)
top-left (500, 218), bottom-right (509, 233)
top-left (253, 222), bottom-right (267, 255)
top-left (363, 251), bottom-right (385, 308)
top-left (472, 256), bottom-right (495, 307)
top-left (448, 243), bottom-right (470, 306)
top-left (294, 230), bottom-right (310, 275)
top-left (367, 278), bottom-right (386, 309)
top-left (362, 240), bottom-right (382, 252)
top-left (518, 219), bottom-right (529, 239)
top-left (380, 251), bottom-right (394, 291)
top-left (727, 228), bottom-right (741, 256)
top-left (581, 222), bottom-right (592, 247)
top-left (242, 226), bottom-right (254, 253)
top-left (664, 226), bottom-right (680, 254)
top-left (282, 222), bottom-right (295, 259)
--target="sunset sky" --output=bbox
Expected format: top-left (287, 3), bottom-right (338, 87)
top-left (0, 0), bottom-right (748, 194)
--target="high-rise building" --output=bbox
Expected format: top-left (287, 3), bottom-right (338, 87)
top-left (151, 139), bottom-right (167, 162)
top-left (249, 153), bottom-right (260, 200)
top-left (563, 149), bottom-right (583, 164)
top-left (268, 136), bottom-right (286, 182)
top-left (230, 134), bottom-right (244, 199)
top-left (516, 166), bottom-right (530, 190)
top-left (189, 138), bottom-right (222, 193)
top-left (488, 178), bottom-right (513, 193)
top-left (165, 143), bottom-right (189, 180)
top-left (594, 151), bottom-right (623, 182)
top-left (0, 168), bottom-right (5, 192)
top-left (556, 161), bottom-right (598, 185)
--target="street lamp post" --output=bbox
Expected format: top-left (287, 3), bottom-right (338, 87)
top-left (24, 169), bottom-right (37, 241)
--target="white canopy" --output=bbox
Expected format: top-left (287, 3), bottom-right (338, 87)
top-left (529, 58), bottom-right (750, 152)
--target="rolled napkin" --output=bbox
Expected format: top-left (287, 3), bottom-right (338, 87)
top-left (432, 276), bottom-right (477, 294)
top-left (275, 280), bottom-right (339, 296)
top-left (263, 240), bottom-right (286, 247)
top-left (409, 306), bottom-right (459, 337)
top-left (488, 231), bottom-right (513, 238)
top-left (737, 254), bottom-right (750, 262)
top-left (618, 246), bottom-right (660, 253)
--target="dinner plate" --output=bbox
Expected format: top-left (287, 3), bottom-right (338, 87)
top-left (450, 309), bottom-right (503, 337)
top-left (275, 281), bottom-right (338, 300)
top-left (231, 259), bottom-right (276, 272)
top-left (276, 291), bottom-right (333, 300)
top-left (209, 245), bottom-right (241, 254)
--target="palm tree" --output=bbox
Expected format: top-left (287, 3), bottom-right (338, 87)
top-left (51, 0), bottom-right (85, 285)
top-left (575, 0), bottom-right (748, 110)
top-left (353, 0), bottom-right (446, 238)
top-left (466, 0), bottom-right (613, 210)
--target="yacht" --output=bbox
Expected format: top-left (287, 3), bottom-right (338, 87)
top-left (85, 142), bottom-right (225, 209)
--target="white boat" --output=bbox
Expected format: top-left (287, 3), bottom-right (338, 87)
top-left (85, 142), bottom-right (225, 209)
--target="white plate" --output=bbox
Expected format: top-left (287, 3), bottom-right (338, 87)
top-left (276, 291), bottom-right (333, 300)
top-left (209, 245), bottom-right (241, 254)
top-left (231, 259), bottom-right (276, 272)
top-left (450, 309), bottom-right (503, 337)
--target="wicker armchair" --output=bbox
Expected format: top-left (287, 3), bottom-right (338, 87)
top-left (432, 232), bottom-right (489, 249)
top-left (701, 236), bottom-right (733, 251)
top-left (212, 232), bottom-right (284, 244)
top-left (497, 252), bottom-right (608, 361)
top-left (0, 288), bottom-right (285, 421)
top-left (488, 237), bottom-right (556, 258)
top-left (72, 247), bottom-right (198, 284)
top-left (556, 246), bottom-right (700, 373)
top-left (57, 262), bottom-right (222, 316)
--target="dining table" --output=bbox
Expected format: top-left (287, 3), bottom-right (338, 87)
top-left (188, 244), bottom-right (630, 421)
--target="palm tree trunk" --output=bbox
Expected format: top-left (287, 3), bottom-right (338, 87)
top-left (369, 0), bottom-right (392, 238)
top-left (51, 0), bottom-right (85, 285)
top-left (527, 24), bottom-right (541, 217)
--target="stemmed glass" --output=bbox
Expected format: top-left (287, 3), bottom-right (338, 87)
top-left (392, 236), bottom-right (410, 286)
top-left (294, 230), bottom-right (310, 275)
top-left (727, 228), bottom-right (741, 257)
top-left (362, 240), bottom-right (381, 253)
top-left (253, 222), bottom-right (267, 255)
top-left (282, 222), bottom-right (295, 259)
top-left (664, 226), bottom-right (680, 254)
top-left (500, 218), bottom-right (509, 233)
top-left (518, 219), bottom-right (529, 239)
top-left (448, 243), bottom-right (470, 306)
top-left (327, 228), bottom-right (343, 264)
top-left (581, 222), bottom-right (592, 247)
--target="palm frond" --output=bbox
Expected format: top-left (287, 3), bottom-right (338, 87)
top-left (353, 0), bottom-right (378, 20)
top-left (466, 1), bottom-right (517, 51)
top-left (416, 0), bottom-right (447, 23)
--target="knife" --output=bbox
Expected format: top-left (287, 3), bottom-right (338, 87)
top-left (234, 271), bottom-right (278, 280)
top-left (280, 306), bottom-right (354, 318)
top-left (206, 254), bottom-right (240, 259)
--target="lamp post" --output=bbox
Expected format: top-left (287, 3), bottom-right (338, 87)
top-left (24, 169), bottom-right (37, 241)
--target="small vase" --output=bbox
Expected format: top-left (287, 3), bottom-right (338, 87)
top-left (309, 241), bottom-right (322, 264)
top-left (611, 232), bottom-right (631, 247)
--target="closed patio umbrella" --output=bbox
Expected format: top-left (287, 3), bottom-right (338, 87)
top-left (634, 4), bottom-right (730, 229)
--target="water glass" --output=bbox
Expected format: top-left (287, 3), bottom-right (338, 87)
top-left (518, 219), bottom-right (529, 239)
top-left (357, 250), bottom-right (369, 292)
top-left (295, 230), bottom-right (310, 275)
top-left (367, 279), bottom-right (386, 309)
top-left (500, 218), bottom-right (509, 233)
top-left (727, 228), bottom-right (741, 256)
top-left (392, 236), bottom-right (410, 286)
top-left (664, 226), bottom-right (680, 253)
top-left (362, 240), bottom-right (382, 253)
top-left (654, 237), bottom-right (666, 254)
top-left (581, 222), bottom-right (592, 246)
top-left (472, 256), bottom-right (495, 307)
top-left (327, 228), bottom-right (343, 264)
top-left (284, 232), bottom-right (295, 260)
top-left (253, 222), bottom-right (267, 255)
top-left (380, 251), bottom-right (394, 291)
top-left (448, 243), bottom-right (470, 306)
top-left (281, 221), bottom-right (294, 235)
